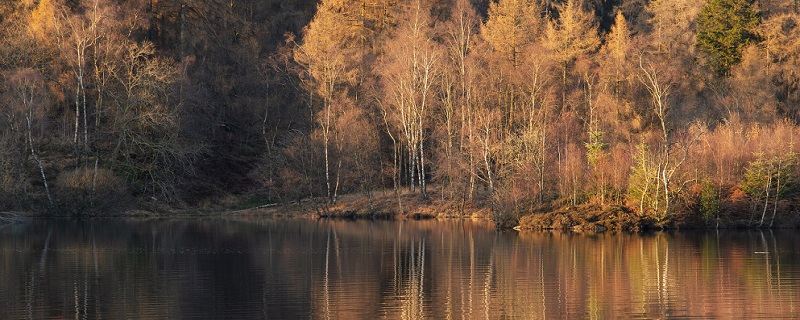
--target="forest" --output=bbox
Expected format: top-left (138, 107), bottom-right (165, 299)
top-left (1, 0), bottom-right (799, 229)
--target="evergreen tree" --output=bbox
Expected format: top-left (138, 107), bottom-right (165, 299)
top-left (696, 0), bottom-right (760, 76)
top-left (544, 0), bottom-right (600, 109)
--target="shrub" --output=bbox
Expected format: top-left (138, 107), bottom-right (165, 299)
top-left (698, 180), bottom-right (720, 223)
top-left (55, 168), bottom-right (128, 216)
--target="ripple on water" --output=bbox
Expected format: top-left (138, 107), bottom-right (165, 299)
top-left (1, 221), bottom-right (799, 319)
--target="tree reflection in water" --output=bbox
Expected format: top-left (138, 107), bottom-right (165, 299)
top-left (0, 219), bottom-right (798, 319)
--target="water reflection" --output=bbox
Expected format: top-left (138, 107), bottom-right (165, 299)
top-left (0, 219), bottom-right (798, 319)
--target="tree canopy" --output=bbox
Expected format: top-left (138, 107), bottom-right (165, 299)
top-left (1, 0), bottom-right (800, 228)
top-left (697, 0), bottom-right (761, 76)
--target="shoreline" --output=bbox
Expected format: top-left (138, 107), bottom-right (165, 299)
top-left (190, 188), bottom-right (800, 232)
top-left (7, 187), bottom-right (799, 232)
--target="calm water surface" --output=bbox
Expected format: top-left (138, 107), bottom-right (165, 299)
top-left (1, 218), bottom-right (799, 319)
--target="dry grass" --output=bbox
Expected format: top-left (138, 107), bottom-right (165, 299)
top-left (232, 186), bottom-right (491, 221)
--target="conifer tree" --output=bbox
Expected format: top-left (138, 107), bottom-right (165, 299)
top-left (545, 0), bottom-right (600, 109)
top-left (697, 0), bottom-right (760, 76)
top-left (481, 0), bottom-right (541, 67)
top-left (603, 11), bottom-right (632, 100)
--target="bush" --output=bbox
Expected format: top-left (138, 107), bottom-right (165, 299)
top-left (55, 168), bottom-right (128, 216)
top-left (698, 180), bottom-right (720, 223)
top-left (490, 208), bottom-right (519, 230)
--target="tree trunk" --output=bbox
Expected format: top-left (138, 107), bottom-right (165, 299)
top-left (27, 113), bottom-right (52, 206)
top-left (333, 157), bottom-right (341, 204)
top-left (409, 146), bottom-right (416, 192)
top-left (92, 158), bottom-right (99, 208)
top-left (662, 167), bottom-right (670, 221)
top-left (324, 99), bottom-right (332, 203)
top-left (384, 112), bottom-right (403, 214)
top-left (74, 85), bottom-right (82, 166)
top-left (82, 79), bottom-right (89, 153)
top-left (420, 139), bottom-right (428, 199)
top-left (468, 107), bottom-right (475, 201)
top-left (180, 2), bottom-right (186, 61)
top-left (324, 127), bottom-right (331, 202)
top-left (561, 62), bottom-right (567, 110)
top-left (395, 142), bottom-right (403, 214)
top-left (770, 160), bottom-right (782, 228)
top-left (759, 173), bottom-right (772, 228)
top-left (483, 138), bottom-right (494, 194)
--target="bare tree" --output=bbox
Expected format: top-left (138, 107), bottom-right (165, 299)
top-left (5, 68), bottom-right (53, 205)
top-left (294, 0), bottom-right (360, 203)
top-left (48, 0), bottom-right (111, 165)
top-left (438, 0), bottom-right (480, 200)
top-left (108, 42), bottom-right (188, 199)
top-left (379, 0), bottom-right (441, 200)
top-left (635, 55), bottom-right (704, 223)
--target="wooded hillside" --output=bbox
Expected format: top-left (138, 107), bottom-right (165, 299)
top-left (1, 0), bottom-right (799, 227)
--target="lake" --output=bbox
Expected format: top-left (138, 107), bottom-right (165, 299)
top-left (1, 218), bottom-right (798, 319)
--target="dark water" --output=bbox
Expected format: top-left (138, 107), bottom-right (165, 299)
top-left (1, 218), bottom-right (799, 319)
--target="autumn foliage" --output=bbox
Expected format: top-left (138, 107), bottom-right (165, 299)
top-left (1, 0), bottom-right (799, 227)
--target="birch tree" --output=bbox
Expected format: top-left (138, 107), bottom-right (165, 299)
top-left (4, 68), bottom-right (53, 205)
top-left (294, 0), bottom-right (359, 203)
top-left (631, 56), bottom-right (704, 223)
top-left (380, 0), bottom-right (441, 199)
top-left (48, 0), bottom-right (110, 165)
top-left (438, 0), bottom-right (480, 200)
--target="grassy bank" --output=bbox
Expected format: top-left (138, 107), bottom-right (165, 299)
top-left (233, 188), bottom-right (492, 221)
